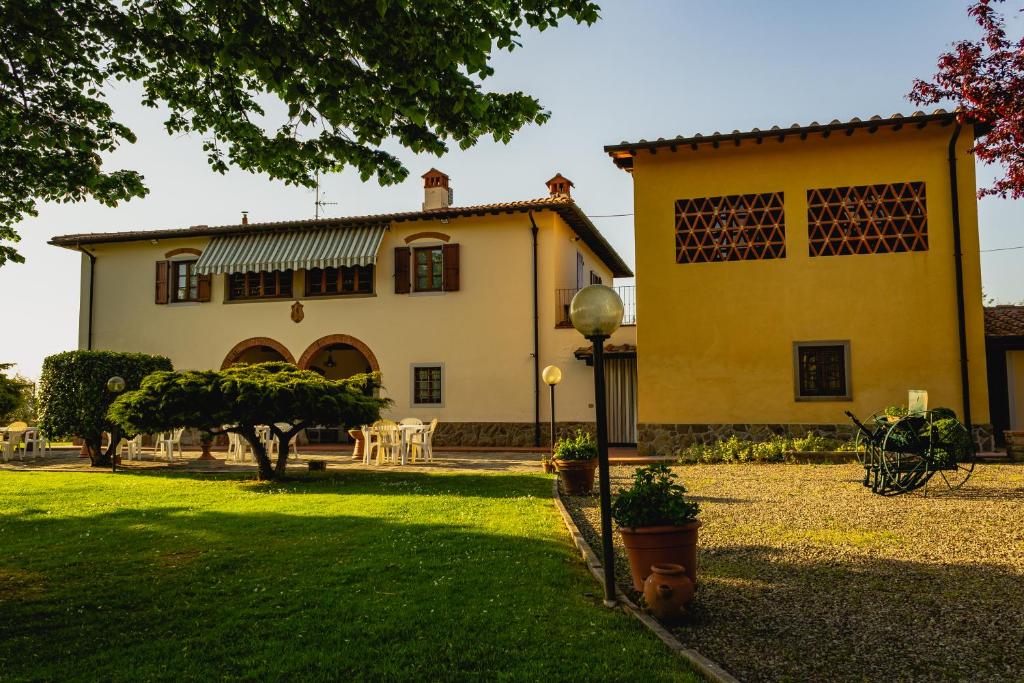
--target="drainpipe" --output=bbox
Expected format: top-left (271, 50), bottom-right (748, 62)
top-left (77, 245), bottom-right (96, 350)
top-left (947, 123), bottom-right (972, 429)
top-left (529, 212), bottom-right (541, 447)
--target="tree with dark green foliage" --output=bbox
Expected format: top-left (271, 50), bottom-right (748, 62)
top-left (109, 362), bottom-right (389, 479)
top-left (38, 350), bottom-right (173, 466)
top-left (0, 0), bottom-right (601, 266)
top-left (0, 363), bottom-right (29, 422)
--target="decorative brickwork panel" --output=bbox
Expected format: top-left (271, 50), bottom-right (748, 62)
top-left (807, 181), bottom-right (928, 256)
top-left (675, 192), bottom-right (786, 264)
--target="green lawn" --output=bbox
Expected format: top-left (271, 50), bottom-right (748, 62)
top-left (0, 470), bottom-right (698, 681)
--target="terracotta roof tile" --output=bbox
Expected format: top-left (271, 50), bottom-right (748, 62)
top-left (604, 110), bottom-right (984, 171)
top-left (49, 195), bottom-right (632, 278)
top-left (985, 306), bottom-right (1024, 337)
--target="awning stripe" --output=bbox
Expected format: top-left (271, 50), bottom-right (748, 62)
top-left (194, 224), bottom-right (387, 274)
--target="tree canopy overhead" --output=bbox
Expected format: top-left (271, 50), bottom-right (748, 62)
top-left (0, 0), bottom-right (601, 265)
top-left (911, 0), bottom-right (1024, 199)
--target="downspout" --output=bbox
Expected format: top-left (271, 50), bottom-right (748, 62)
top-left (78, 245), bottom-right (96, 350)
top-left (529, 212), bottom-right (541, 447)
top-left (947, 123), bottom-right (972, 429)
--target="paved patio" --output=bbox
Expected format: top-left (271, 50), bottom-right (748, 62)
top-left (1, 445), bottom-right (650, 474)
top-left (0, 446), bottom-right (551, 474)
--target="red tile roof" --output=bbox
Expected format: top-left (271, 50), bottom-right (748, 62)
top-left (604, 110), bottom-right (985, 171)
top-left (49, 195), bottom-right (632, 278)
top-left (985, 306), bottom-right (1024, 337)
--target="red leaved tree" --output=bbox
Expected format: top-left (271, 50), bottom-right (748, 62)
top-left (911, 0), bottom-right (1024, 198)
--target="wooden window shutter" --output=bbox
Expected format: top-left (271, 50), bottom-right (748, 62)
top-left (197, 273), bottom-right (212, 302)
top-left (442, 243), bottom-right (460, 291)
top-left (155, 261), bottom-right (170, 304)
top-left (394, 246), bottom-right (411, 294)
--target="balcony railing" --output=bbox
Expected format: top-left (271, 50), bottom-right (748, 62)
top-left (555, 285), bottom-right (636, 327)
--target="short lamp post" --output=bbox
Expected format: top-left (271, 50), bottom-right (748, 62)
top-left (541, 365), bottom-right (562, 454)
top-left (106, 376), bottom-right (126, 473)
top-left (569, 284), bottom-right (624, 607)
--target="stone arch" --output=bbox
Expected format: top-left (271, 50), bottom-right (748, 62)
top-left (297, 334), bottom-right (380, 373)
top-left (220, 337), bottom-right (296, 369)
top-left (165, 247), bottom-right (202, 258)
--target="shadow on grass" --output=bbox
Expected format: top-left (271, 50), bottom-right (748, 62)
top-left (0, 498), bottom-right (695, 682)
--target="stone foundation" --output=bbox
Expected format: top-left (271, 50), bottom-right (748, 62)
top-left (434, 422), bottom-right (595, 448)
top-left (639, 422), bottom-right (997, 457)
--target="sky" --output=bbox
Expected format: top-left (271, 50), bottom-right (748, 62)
top-left (2, 0), bottom-right (1022, 379)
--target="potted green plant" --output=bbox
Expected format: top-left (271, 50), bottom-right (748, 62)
top-left (612, 464), bottom-right (701, 591)
top-left (552, 429), bottom-right (598, 495)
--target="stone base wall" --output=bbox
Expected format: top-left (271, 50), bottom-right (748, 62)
top-left (639, 422), bottom-right (997, 457)
top-left (434, 422), bottom-right (595, 448)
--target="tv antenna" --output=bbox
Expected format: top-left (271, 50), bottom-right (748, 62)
top-left (314, 171), bottom-right (338, 219)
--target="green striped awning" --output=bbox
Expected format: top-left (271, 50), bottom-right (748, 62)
top-left (194, 225), bottom-right (387, 274)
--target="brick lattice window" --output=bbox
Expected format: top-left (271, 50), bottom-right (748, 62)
top-left (674, 192), bottom-right (786, 263)
top-left (807, 182), bottom-right (928, 256)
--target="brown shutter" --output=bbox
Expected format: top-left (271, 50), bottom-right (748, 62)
top-left (442, 243), bottom-right (460, 292)
top-left (197, 273), bottom-right (212, 302)
top-left (155, 261), bottom-right (170, 304)
top-left (394, 247), bottom-right (411, 294)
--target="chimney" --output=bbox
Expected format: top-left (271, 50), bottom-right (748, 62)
top-left (241, 210), bottom-right (249, 225)
top-left (545, 173), bottom-right (574, 198)
top-left (422, 168), bottom-right (453, 210)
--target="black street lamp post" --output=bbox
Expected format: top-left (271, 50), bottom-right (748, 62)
top-left (541, 365), bottom-right (562, 453)
top-left (569, 285), bottom-right (624, 608)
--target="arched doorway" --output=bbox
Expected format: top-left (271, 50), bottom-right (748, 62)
top-left (220, 337), bottom-right (296, 369)
top-left (297, 334), bottom-right (380, 444)
top-left (298, 334), bottom-right (379, 375)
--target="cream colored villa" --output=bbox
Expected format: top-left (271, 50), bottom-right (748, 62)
top-left (50, 170), bottom-right (637, 447)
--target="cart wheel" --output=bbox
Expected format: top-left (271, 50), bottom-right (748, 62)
top-left (880, 414), bottom-right (930, 493)
top-left (929, 415), bottom-right (976, 491)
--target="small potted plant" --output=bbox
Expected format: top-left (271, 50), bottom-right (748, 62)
top-left (553, 429), bottom-right (598, 495)
top-left (612, 464), bottom-right (701, 591)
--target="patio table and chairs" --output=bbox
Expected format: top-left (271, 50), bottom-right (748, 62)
top-left (1, 422), bottom-right (29, 462)
top-left (362, 418), bottom-right (438, 466)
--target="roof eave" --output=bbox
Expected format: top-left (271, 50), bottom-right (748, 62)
top-left (604, 111), bottom-right (977, 172)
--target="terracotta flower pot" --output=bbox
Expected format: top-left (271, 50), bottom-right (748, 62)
top-left (643, 563), bottom-right (695, 623)
top-left (554, 458), bottom-right (597, 495)
top-left (619, 521), bottom-right (701, 591)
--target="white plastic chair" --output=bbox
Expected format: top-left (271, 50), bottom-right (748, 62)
top-left (408, 419), bottom-right (438, 463)
top-left (2, 423), bottom-right (28, 462)
top-left (155, 428), bottom-right (185, 461)
top-left (117, 434), bottom-right (143, 461)
top-left (366, 420), bottom-right (402, 465)
top-left (22, 428), bottom-right (48, 459)
top-left (226, 432), bottom-right (253, 462)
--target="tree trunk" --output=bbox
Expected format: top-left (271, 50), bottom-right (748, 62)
top-left (86, 435), bottom-right (113, 467)
top-left (239, 427), bottom-right (275, 480)
top-left (270, 423), bottom-right (304, 477)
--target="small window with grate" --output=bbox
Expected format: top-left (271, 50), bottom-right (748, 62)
top-left (411, 364), bottom-right (443, 406)
top-left (794, 341), bottom-right (851, 401)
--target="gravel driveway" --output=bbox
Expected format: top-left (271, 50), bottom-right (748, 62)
top-left (563, 462), bottom-right (1024, 682)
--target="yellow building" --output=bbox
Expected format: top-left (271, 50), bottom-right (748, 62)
top-left (50, 171), bottom-right (637, 447)
top-left (605, 110), bottom-right (991, 454)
